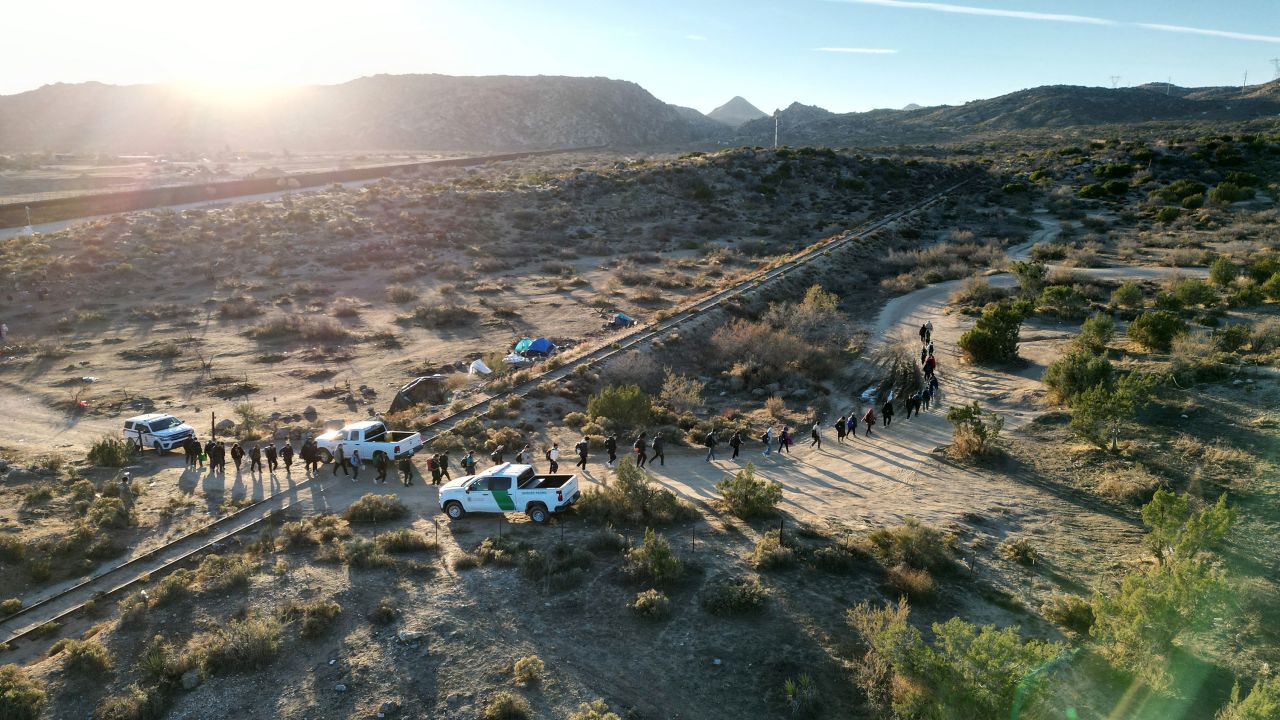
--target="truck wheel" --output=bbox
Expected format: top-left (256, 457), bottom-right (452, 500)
top-left (152, 441), bottom-right (163, 453)
top-left (527, 504), bottom-right (549, 524)
top-left (444, 501), bottom-right (465, 520)
top-left (319, 449), bottom-right (333, 464)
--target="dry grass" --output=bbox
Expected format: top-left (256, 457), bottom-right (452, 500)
top-left (247, 314), bottom-right (352, 342)
top-left (1095, 467), bottom-right (1164, 504)
top-left (884, 564), bottom-right (935, 601)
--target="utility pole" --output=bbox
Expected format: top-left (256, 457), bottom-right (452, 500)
top-left (773, 110), bottom-right (779, 149)
top-left (1243, 70), bottom-right (1248, 89)
top-left (1109, 75), bottom-right (1120, 89)
top-left (1272, 58), bottom-right (1280, 80)
top-left (1167, 76), bottom-right (1172, 96)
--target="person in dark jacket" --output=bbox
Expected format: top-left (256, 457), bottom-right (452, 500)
top-left (863, 408), bottom-right (876, 436)
top-left (778, 427), bottom-right (792, 455)
top-left (439, 452), bottom-right (452, 481)
top-left (882, 400), bottom-right (895, 427)
top-left (633, 433), bottom-right (648, 468)
top-left (203, 439), bottom-right (216, 468)
top-left (183, 438), bottom-right (197, 468)
top-left (651, 435), bottom-right (665, 466)
top-left (249, 444), bottom-right (263, 474)
top-left (428, 455), bottom-right (442, 485)
top-left (231, 442), bottom-right (245, 471)
top-left (729, 430), bottom-right (742, 459)
top-left (605, 435), bottom-right (618, 468)
top-left (574, 437), bottom-right (588, 469)
top-left (264, 443), bottom-right (278, 474)
top-left (704, 431), bottom-right (718, 462)
top-left (333, 444), bottom-right (348, 476)
top-left (835, 415), bottom-right (847, 443)
top-left (810, 422), bottom-right (821, 448)
top-left (490, 446), bottom-right (504, 466)
top-left (280, 441), bottom-right (294, 473)
top-left (398, 456), bottom-right (414, 486)
top-left (374, 453), bottom-right (389, 484)
top-left (846, 415), bottom-right (857, 439)
top-left (461, 450), bottom-right (477, 475)
top-left (214, 443), bottom-right (227, 473)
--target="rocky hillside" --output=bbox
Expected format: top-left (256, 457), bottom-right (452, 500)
top-left (707, 96), bottom-right (767, 127)
top-left (0, 74), bottom-right (724, 153)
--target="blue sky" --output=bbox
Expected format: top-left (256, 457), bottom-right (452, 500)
top-left (6, 0), bottom-right (1279, 113)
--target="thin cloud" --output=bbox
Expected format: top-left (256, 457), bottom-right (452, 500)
top-left (685, 34), bottom-right (707, 41)
top-left (1138, 23), bottom-right (1280, 44)
top-left (828, 0), bottom-right (1280, 44)
top-left (815, 47), bottom-right (899, 53)
top-left (828, 0), bottom-right (1113, 26)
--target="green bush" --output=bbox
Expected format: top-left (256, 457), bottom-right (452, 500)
top-left (1212, 323), bottom-right (1251, 353)
top-left (700, 574), bottom-right (767, 614)
top-left (482, 691), bottom-right (531, 720)
top-left (1043, 350), bottom-right (1114, 405)
top-left (88, 496), bottom-right (132, 529)
top-left (783, 675), bottom-right (821, 718)
top-left (998, 537), bottom-right (1040, 565)
top-left (1096, 163), bottom-right (1132, 179)
top-left (624, 528), bottom-right (683, 587)
top-left (576, 459), bottom-right (697, 526)
top-left (1076, 312), bottom-right (1115, 353)
top-left (186, 614), bottom-right (283, 675)
top-left (1209, 182), bottom-right (1254, 204)
top-left (586, 384), bottom-right (652, 433)
top-left (1041, 593), bottom-right (1095, 634)
top-left (0, 664), bottom-right (46, 720)
top-left (1171, 278), bottom-right (1218, 308)
top-left (1246, 257), bottom-right (1280, 284)
top-left (1209, 257), bottom-right (1238, 287)
top-left (375, 529), bottom-right (435, 553)
top-left (1078, 183), bottom-right (1108, 199)
top-left (1008, 260), bottom-right (1047, 297)
top-left (1217, 675), bottom-right (1280, 720)
top-left (1103, 180), bottom-right (1129, 196)
top-left (1128, 310), bottom-right (1187, 351)
top-left (958, 301), bottom-right (1025, 363)
top-left (1155, 206), bottom-right (1180, 223)
top-left (1036, 285), bottom-right (1088, 319)
top-left (342, 494), bottom-right (408, 523)
top-left (1111, 281), bottom-right (1144, 308)
top-left (88, 436), bottom-right (134, 467)
top-left (513, 655), bottom-right (545, 684)
top-left (1069, 373), bottom-right (1156, 451)
top-left (945, 401), bottom-right (1004, 457)
top-left (342, 537), bottom-right (392, 568)
top-left (195, 554), bottom-right (252, 592)
top-left (60, 639), bottom-right (113, 676)
top-left (716, 463), bottom-right (782, 518)
top-left (569, 700), bottom-right (622, 720)
top-left (630, 589), bottom-right (672, 620)
top-left (868, 519), bottom-right (950, 570)
top-left (750, 530), bottom-right (797, 570)
top-left (848, 601), bottom-right (1061, 720)
top-left (278, 600), bottom-right (342, 639)
top-left (0, 537), bottom-right (25, 564)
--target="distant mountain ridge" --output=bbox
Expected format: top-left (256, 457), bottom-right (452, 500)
top-left (1, 74), bottom-right (1277, 153)
top-left (707, 96), bottom-right (767, 127)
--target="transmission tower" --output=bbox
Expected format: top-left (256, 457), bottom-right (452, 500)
top-left (1109, 75), bottom-right (1120, 89)
top-left (1271, 57), bottom-right (1280, 80)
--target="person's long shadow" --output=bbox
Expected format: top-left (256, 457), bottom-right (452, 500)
top-left (177, 467), bottom-right (199, 494)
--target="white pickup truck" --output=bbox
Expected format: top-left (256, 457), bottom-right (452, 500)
top-left (439, 463), bottom-right (581, 524)
top-left (123, 413), bottom-right (196, 453)
top-left (315, 420), bottom-right (423, 463)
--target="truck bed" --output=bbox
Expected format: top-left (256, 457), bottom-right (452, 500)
top-left (518, 474), bottom-right (575, 490)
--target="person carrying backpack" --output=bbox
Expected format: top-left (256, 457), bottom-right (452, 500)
top-left (605, 435), bottom-right (618, 468)
top-left (374, 453), bottom-right (389, 484)
top-left (398, 456), bottom-right (414, 486)
top-left (490, 445), bottom-right (504, 466)
top-left (547, 443), bottom-right (560, 473)
top-left (461, 450), bottom-right (477, 475)
top-left (704, 431), bottom-right (718, 462)
top-left (882, 399), bottom-right (895, 428)
top-left (778, 426), bottom-right (792, 455)
top-left (428, 454), bottom-right (441, 485)
top-left (651, 434), bottom-right (665, 466)
top-left (633, 433), bottom-right (648, 468)
top-left (862, 407), bottom-right (876, 436)
top-left (762, 426), bottom-right (773, 456)
top-left (810, 422), bottom-right (821, 448)
top-left (574, 437), bottom-right (588, 469)
top-left (729, 430), bottom-right (742, 459)
top-left (231, 442), bottom-right (245, 471)
top-left (846, 415), bottom-right (858, 439)
top-left (249, 444), bottom-right (262, 474)
top-left (835, 415), bottom-right (847, 443)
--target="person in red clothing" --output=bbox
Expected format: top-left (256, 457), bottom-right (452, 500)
top-left (862, 407), bottom-right (876, 436)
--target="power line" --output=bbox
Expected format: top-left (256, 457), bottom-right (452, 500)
top-left (1109, 75), bottom-right (1120, 89)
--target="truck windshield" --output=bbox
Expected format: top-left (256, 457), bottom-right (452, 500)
top-left (148, 417), bottom-right (181, 431)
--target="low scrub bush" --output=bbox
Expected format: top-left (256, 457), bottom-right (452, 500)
top-left (184, 614), bottom-right (283, 675)
top-left (482, 691), bottom-right (531, 720)
top-left (751, 530), bottom-right (797, 570)
top-left (716, 463), bottom-right (782, 518)
top-left (512, 655), bottom-right (545, 684)
top-left (1043, 350), bottom-right (1113, 405)
top-left (998, 537), bottom-right (1040, 565)
top-left (0, 598), bottom-right (20, 615)
top-left (0, 537), bottom-right (25, 563)
top-left (868, 519), bottom-right (950, 571)
top-left (1111, 281), bottom-right (1144, 308)
top-left (810, 537), bottom-right (867, 573)
top-left (376, 528), bottom-right (435, 553)
top-left (195, 554), bottom-right (252, 592)
top-left (60, 639), bottom-right (113, 676)
top-left (1037, 285), bottom-right (1088, 319)
top-left (88, 436), bottom-right (134, 467)
top-left (1217, 675), bottom-right (1280, 720)
top-left (630, 589), bottom-right (672, 619)
top-left (95, 683), bottom-right (168, 720)
top-left (946, 401), bottom-right (1003, 458)
top-left (343, 494), bottom-right (408, 523)
top-left (1096, 467), bottom-right (1164, 504)
top-left (248, 314), bottom-right (352, 342)
top-left (586, 525), bottom-right (627, 553)
top-left (884, 564), bottom-right (935, 602)
top-left (148, 569), bottom-right (194, 607)
top-left (586, 384), bottom-right (652, 434)
top-left (1128, 310), bottom-right (1187, 352)
top-left (700, 574), bottom-right (767, 614)
top-left (958, 300), bottom-right (1025, 363)
top-left (1041, 593), bottom-right (1095, 634)
top-left (278, 600), bottom-right (342, 639)
top-left (624, 528), bottom-right (683, 587)
top-left (386, 284), bottom-right (419, 303)
top-left (1076, 312), bottom-right (1115, 353)
top-left (569, 700), bottom-right (622, 720)
top-left (576, 460), bottom-right (697, 526)
top-left (341, 537), bottom-right (392, 568)
top-left (474, 536), bottom-right (528, 567)
top-left (0, 664), bottom-right (47, 720)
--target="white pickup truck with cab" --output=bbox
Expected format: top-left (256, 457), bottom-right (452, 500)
top-left (123, 413), bottom-right (196, 453)
top-left (439, 463), bottom-right (581, 524)
top-left (315, 420), bottom-right (423, 463)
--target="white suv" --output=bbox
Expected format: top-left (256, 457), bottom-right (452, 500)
top-left (123, 413), bottom-right (195, 453)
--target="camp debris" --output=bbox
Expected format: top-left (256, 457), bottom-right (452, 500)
top-left (468, 358), bottom-right (493, 376)
top-left (388, 375), bottom-right (448, 414)
top-left (503, 353), bottom-right (532, 365)
top-left (609, 312), bottom-right (637, 328)
top-left (513, 337), bottom-right (556, 357)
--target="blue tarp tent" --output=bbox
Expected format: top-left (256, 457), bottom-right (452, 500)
top-left (526, 337), bottom-right (555, 355)
top-left (610, 312), bottom-right (636, 328)
top-left (513, 338), bottom-right (534, 353)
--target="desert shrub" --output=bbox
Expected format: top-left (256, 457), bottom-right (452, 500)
top-left (1128, 310), bottom-right (1186, 351)
top-left (0, 599), bottom-right (20, 615)
top-left (951, 276), bottom-right (1008, 307)
top-left (404, 300), bottom-right (478, 328)
top-left (885, 564), bottom-right (935, 602)
top-left (61, 639), bottom-right (113, 676)
top-left (1008, 260), bottom-right (1047, 297)
top-left (1075, 312), bottom-right (1115, 353)
top-left (386, 284), bottom-right (419, 303)
top-left (1103, 180), bottom-right (1129, 196)
top-left (958, 300), bottom-right (1025, 363)
top-left (0, 538), bottom-right (25, 564)
top-left (0, 665), bottom-right (46, 720)
top-left (512, 655), bottom-right (545, 684)
top-left (218, 296), bottom-right (263, 320)
top-left (343, 494), bottom-right (408, 523)
top-left (999, 537), bottom-right (1040, 565)
top-left (868, 519), bottom-right (950, 571)
top-left (710, 319), bottom-right (812, 384)
top-left (1037, 284), bottom-right (1088, 318)
top-left (658, 369), bottom-right (704, 414)
top-left (95, 683), bottom-right (169, 720)
top-left (1070, 372), bottom-right (1156, 451)
top-left (1170, 278), bottom-right (1218, 308)
top-left (1212, 323), bottom-right (1251, 353)
top-left (148, 569), bottom-right (194, 607)
top-left (586, 384), bottom-right (652, 433)
top-left (563, 411), bottom-right (588, 429)
top-left (195, 554), bottom-right (251, 592)
top-left (624, 528), bottom-right (683, 587)
top-left (278, 600), bottom-right (342, 639)
top-left (1041, 593), bottom-right (1095, 634)
top-left (88, 436), bottom-right (134, 467)
top-left (375, 528), bottom-right (434, 553)
top-left (474, 536), bottom-right (528, 567)
top-left (946, 401), bottom-right (1004, 457)
top-left (1154, 206), bottom-right (1180, 223)
top-left (576, 460), bottom-right (697, 526)
top-left (1043, 350), bottom-right (1113, 405)
top-left (630, 589), bottom-right (671, 620)
top-left (1210, 182), bottom-right (1254, 204)
top-left (1217, 675), bottom-right (1280, 720)
top-left (248, 314), bottom-right (351, 342)
top-left (519, 544), bottom-right (592, 591)
top-left (451, 554), bottom-right (478, 571)
top-left (482, 691), bottom-right (531, 720)
top-left (751, 530), bottom-right (796, 570)
top-left (185, 614), bottom-right (283, 674)
top-left (1078, 183), bottom-right (1107, 199)
top-left (700, 574), bottom-right (766, 614)
top-left (1111, 281), bottom-right (1144, 308)
top-left (278, 515), bottom-right (351, 547)
top-left (1208, 257), bottom-right (1238, 287)
top-left (341, 537), bottom-right (392, 568)
top-left (716, 463), bottom-right (782, 519)
top-left (1096, 467), bottom-right (1164, 504)
top-left (569, 699), bottom-right (622, 720)
top-left (88, 496), bottom-right (132, 529)
top-left (848, 601), bottom-right (1061, 720)
top-left (586, 524), bottom-right (626, 553)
